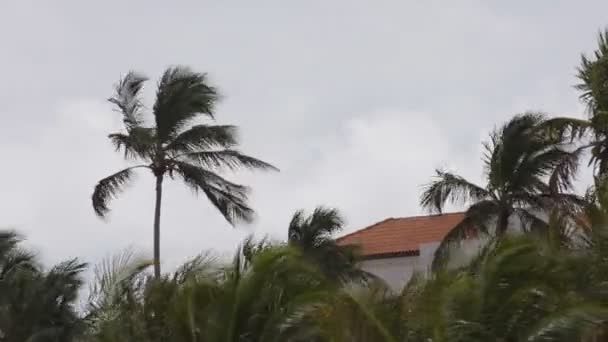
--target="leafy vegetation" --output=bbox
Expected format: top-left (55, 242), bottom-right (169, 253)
top-left (4, 27), bottom-right (608, 342)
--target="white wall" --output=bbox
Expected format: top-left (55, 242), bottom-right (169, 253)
top-left (360, 255), bottom-right (419, 290)
top-left (361, 239), bottom-right (483, 291)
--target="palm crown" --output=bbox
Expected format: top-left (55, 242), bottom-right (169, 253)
top-left (92, 67), bottom-right (277, 277)
top-left (287, 207), bottom-right (369, 283)
top-left (420, 112), bottom-right (583, 267)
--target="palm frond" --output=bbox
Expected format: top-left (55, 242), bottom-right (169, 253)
top-left (178, 149), bottom-right (278, 172)
top-left (524, 304), bottom-right (608, 341)
top-left (576, 28), bottom-right (608, 116)
top-left (483, 112), bottom-right (547, 191)
top-left (288, 206), bottom-right (344, 244)
top-left (513, 208), bottom-right (549, 234)
top-left (164, 124), bottom-right (238, 153)
top-left (539, 117), bottom-right (592, 142)
top-left (432, 200), bottom-right (498, 271)
top-left (172, 252), bottom-right (219, 284)
top-left (173, 161), bottom-right (254, 224)
top-left (108, 71), bottom-right (148, 129)
top-left (92, 166), bottom-right (144, 217)
top-left (153, 66), bottom-right (220, 142)
top-left (420, 169), bottom-right (490, 213)
top-left (548, 144), bottom-right (586, 193)
top-left (108, 127), bottom-right (156, 161)
top-left (87, 249), bottom-right (151, 319)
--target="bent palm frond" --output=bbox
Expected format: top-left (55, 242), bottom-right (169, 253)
top-left (153, 66), bottom-right (220, 142)
top-left (165, 124), bottom-right (238, 153)
top-left (173, 161), bottom-right (253, 224)
top-left (420, 169), bottom-right (490, 213)
top-left (92, 166), bottom-right (145, 217)
top-left (108, 71), bottom-right (148, 129)
top-left (178, 149), bottom-right (278, 172)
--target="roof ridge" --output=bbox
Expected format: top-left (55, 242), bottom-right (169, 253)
top-left (335, 211), bottom-right (465, 242)
top-left (392, 211), bottom-right (465, 220)
top-left (335, 217), bottom-right (396, 242)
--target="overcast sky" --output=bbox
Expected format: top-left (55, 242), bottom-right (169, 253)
top-left (0, 1), bottom-right (606, 268)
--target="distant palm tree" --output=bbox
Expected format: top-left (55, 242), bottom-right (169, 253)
top-left (287, 207), bottom-right (369, 283)
top-left (420, 112), bottom-right (584, 267)
top-left (92, 67), bottom-right (277, 278)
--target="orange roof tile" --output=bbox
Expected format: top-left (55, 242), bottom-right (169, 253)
top-left (336, 212), bottom-right (465, 257)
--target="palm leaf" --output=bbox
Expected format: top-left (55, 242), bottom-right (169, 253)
top-left (165, 124), bottom-right (239, 153)
top-left (432, 200), bottom-right (498, 271)
top-left (108, 71), bottom-right (148, 129)
top-left (178, 149), bottom-right (278, 172)
top-left (420, 169), bottom-right (490, 213)
top-left (108, 127), bottom-right (156, 161)
top-left (173, 161), bottom-right (254, 224)
top-left (539, 117), bottom-right (591, 142)
top-left (288, 207), bottom-right (344, 245)
top-left (524, 304), bottom-right (608, 341)
top-left (153, 66), bottom-right (219, 142)
top-left (92, 166), bottom-right (144, 217)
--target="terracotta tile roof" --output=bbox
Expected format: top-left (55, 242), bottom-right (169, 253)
top-left (336, 212), bottom-right (465, 257)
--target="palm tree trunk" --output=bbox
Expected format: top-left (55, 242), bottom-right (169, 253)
top-left (497, 209), bottom-right (510, 236)
top-left (153, 175), bottom-right (163, 278)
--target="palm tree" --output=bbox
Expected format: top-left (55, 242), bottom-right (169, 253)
top-left (542, 29), bottom-right (608, 176)
top-left (92, 67), bottom-right (277, 278)
top-left (287, 207), bottom-right (369, 283)
top-left (84, 240), bottom-right (335, 342)
top-left (420, 112), bottom-right (584, 267)
top-left (0, 230), bottom-right (87, 342)
top-left (403, 234), bottom-right (608, 341)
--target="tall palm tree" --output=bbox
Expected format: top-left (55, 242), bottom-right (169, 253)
top-left (542, 29), bottom-right (608, 176)
top-left (92, 67), bottom-right (277, 278)
top-left (287, 207), bottom-right (369, 283)
top-left (420, 112), bottom-right (584, 267)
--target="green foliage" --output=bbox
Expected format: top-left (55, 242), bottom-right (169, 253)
top-left (0, 230), bottom-right (86, 342)
top-left (287, 206), bottom-right (371, 283)
top-left (420, 112), bottom-right (585, 269)
top-left (543, 28), bottom-right (608, 176)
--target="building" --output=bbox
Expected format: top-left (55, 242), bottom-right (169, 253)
top-left (336, 212), bottom-right (477, 290)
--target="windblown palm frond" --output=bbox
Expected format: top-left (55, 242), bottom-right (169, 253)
top-left (108, 127), bottom-right (156, 161)
top-left (153, 67), bottom-right (219, 142)
top-left (92, 166), bottom-right (145, 217)
top-left (421, 170), bottom-right (491, 214)
top-left (173, 161), bottom-right (254, 224)
top-left (576, 29), bottom-right (608, 116)
top-left (178, 149), bottom-right (278, 172)
top-left (288, 207), bottom-right (371, 283)
top-left (108, 71), bottom-right (148, 129)
top-left (165, 124), bottom-right (238, 153)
